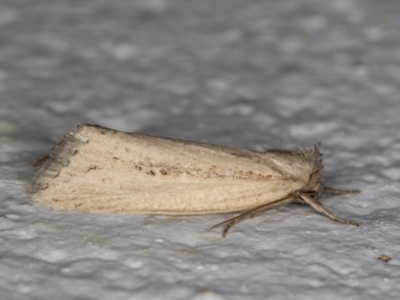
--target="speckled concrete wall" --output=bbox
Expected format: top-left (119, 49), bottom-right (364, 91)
top-left (1, 1), bottom-right (399, 299)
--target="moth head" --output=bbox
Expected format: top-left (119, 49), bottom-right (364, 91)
top-left (298, 145), bottom-right (323, 195)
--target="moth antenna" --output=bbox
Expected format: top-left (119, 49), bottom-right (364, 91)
top-left (211, 196), bottom-right (296, 237)
top-left (299, 194), bottom-right (359, 226)
top-left (323, 186), bottom-right (360, 195)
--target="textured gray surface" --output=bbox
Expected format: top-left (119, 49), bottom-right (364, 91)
top-left (1, 0), bottom-right (400, 299)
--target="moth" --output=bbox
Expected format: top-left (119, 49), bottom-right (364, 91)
top-left (32, 124), bottom-right (360, 236)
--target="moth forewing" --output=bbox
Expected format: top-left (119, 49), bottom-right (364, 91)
top-left (32, 124), bottom-right (359, 236)
top-left (32, 124), bottom-right (304, 214)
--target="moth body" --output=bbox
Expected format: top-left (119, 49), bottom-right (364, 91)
top-left (32, 124), bottom-right (359, 236)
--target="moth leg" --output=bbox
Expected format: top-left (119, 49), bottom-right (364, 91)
top-left (211, 196), bottom-right (295, 237)
top-left (211, 207), bottom-right (265, 238)
top-left (300, 195), bottom-right (359, 226)
top-left (323, 185), bottom-right (360, 195)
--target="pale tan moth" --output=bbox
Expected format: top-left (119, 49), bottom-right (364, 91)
top-left (32, 124), bottom-right (360, 236)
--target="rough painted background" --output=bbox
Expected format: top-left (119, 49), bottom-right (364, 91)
top-left (1, 0), bottom-right (399, 299)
